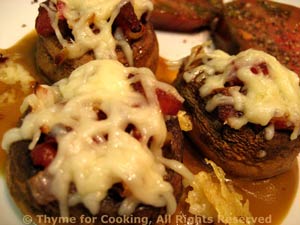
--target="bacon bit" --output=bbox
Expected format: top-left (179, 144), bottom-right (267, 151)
top-left (35, 6), bottom-right (55, 36)
top-left (57, 1), bottom-right (66, 20)
top-left (225, 76), bottom-right (244, 87)
top-left (224, 62), bottom-right (244, 87)
top-left (131, 80), bottom-right (182, 115)
top-left (89, 23), bottom-right (100, 34)
top-left (211, 87), bottom-right (230, 96)
top-left (31, 137), bottom-right (57, 168)
top-left (217, 106), bottom-right (294, 131)
top-left (131, 81), bottom-right (145, 97)
top-left (125, 124), bottom-right (142, 141)
top-left (250, 62), bottom-right (269, 75)
top-left (156, 88), bottom-right (182, 115)
top-left (40, 125), bottom-right (50, 134)
top-left (97, 109), bottom-right (108, 120)
top-left (35, 1), bottom-right (66, 36)
top-left (120, 182), bottom-right (131, 198)
top-left (271, 116), bottom-right (293, 130)
top-left (218, 105), bottom-right (242, 123)
top-left (225, 68), bottom-right (243, 87)
top-left (250, 67), bottom-right (258, 74)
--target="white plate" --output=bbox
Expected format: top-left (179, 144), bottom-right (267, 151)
top-left (0, 1), bottom-right (299, 225)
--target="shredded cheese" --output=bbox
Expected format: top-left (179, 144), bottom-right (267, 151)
top-left (1, 59), bottom-right (191, 217)
top-left (44, 0), bottom-right (153, 63)
top-left (184, 46), bottom-right (300, 140)
top-left (186, 160), bottom-right (253, 225)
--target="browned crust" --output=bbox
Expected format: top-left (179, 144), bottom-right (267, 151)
top-left (174, 63), bottom-right (300, 180)
top-left (35, 22), bottom-right (159, 83)
top-left (6, 118), bottom-right (183, 225)
top-left (150, 0), bottom-right (223, 32)
top-left (212, 0), bottom-right (300, 75)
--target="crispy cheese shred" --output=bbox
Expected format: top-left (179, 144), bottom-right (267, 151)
top-left (186, 160), bottom-right (253, 225)
top-left (177, 110), bottom-right (193, 131)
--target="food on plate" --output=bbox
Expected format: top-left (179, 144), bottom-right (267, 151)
top-left (1, 0), bottom-right (300, 223)
top-left (0, 55), bottom-right (254, 224)
top-left (150, 0), bottom-right (222, 32)
top-left (186, 160), bottom-right (253, 225)
top-left (35, 0), bottom-right (159, 83)
top-left (2, 59), bottom-right (192, 224)
top-left (174, 44), bottom-right (300, 179)
top-left (212, 0), bottom-right (300, 75)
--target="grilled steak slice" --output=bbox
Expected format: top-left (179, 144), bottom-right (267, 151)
top-left (174, 55), bottom-right (300, 180)
top-left (150, 0), bottom-right (222, 32)
top-left (212, 0), bottom-right (300, 75)
top-left (6, 118), bottom-right (183, 225)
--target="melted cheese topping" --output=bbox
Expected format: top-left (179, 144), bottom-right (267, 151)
top-left (2, 59), bottom-right (192, 217)
top-left (184, 46), bottom-right (300, 140)
top-left (44, 0), bottom-right (153, 62)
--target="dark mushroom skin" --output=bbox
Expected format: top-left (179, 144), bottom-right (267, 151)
top-left (212, 0), bottom-right (300, 75)
top-left (174, 57), bottom-right (300, 180)
top-left (35, 1), bottom-right (159, 83)
top-left (6, 118), bottom-right (183, 225)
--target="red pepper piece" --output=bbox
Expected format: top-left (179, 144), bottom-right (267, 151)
top-left (31, 137), bottom-right (57, 168)
top-left (156, 88), bottom-right (182, 115)
top-left (35, 6), bottom-right (55, 36)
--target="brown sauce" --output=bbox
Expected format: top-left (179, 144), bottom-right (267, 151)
top-left (0, 82), bottom-right (24, 174)
top-left (0, 31), bottom-right (298, 225)
top-left (0, 31), bottom-right (41, 174)
top-left (181, 140), bottom-right (299, 225)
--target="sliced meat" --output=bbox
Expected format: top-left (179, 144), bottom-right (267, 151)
top-left (150, 0), bottom-right (223, 32)
top-left (212, 0), bottom-right (300, 75)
